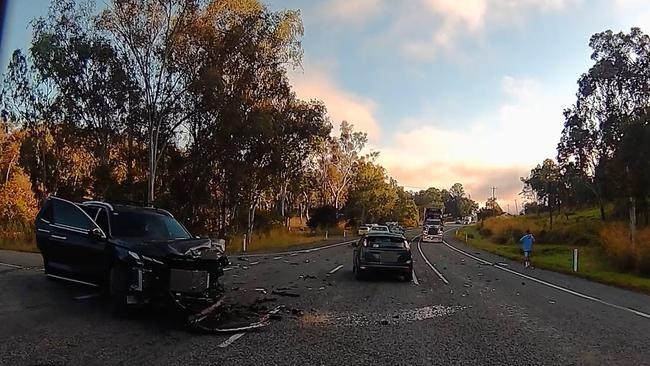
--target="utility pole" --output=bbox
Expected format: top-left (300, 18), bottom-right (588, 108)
top-left (507, 203), bottom-right (510, 214)
top-left (491, 187), bottom-right (497, 201)
top-left (515, 199), bottom-right (519, 215)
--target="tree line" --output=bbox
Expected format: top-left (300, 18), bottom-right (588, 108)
top-left (0, 0), bottom-right (478, 244)
top-left (522, 28), bottom-right (650, 234)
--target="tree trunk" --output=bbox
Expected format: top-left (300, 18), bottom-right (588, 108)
top-left (147, 135), bottom-right (156, 205)
top-left (548, 196), bottom-right (553, 231)
top-left (629, 195), bottom-right (637, 250)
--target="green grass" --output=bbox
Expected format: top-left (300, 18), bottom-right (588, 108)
top-left (460, 225), bottom-right (650, 294)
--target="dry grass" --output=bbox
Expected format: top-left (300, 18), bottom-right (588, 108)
top-left (225, 226), bottom-right (347, 254)
top-left (0, 233), bottom-right (38, 252)
top-left (600, 223), bottom-right (650, 275)
top-left (479, 211), bottom-right (602, 246)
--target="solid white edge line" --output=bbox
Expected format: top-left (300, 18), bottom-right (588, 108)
top-left (412, 269), bottom-right (420, 286)
top-left (75, 293), bottom-right (101, 300)
top-left (237, 240), bottom-right (357, 258)
top-left (417, 239), bottom-right (450, 285)
top-left (328, 264), bottom-right (344, 274)
top-left (218, 332), bottom-right (246, 348)
top-left (0, 262), bottom-right (24, 269)
top-left (441, 238), bottom-right (650, 320)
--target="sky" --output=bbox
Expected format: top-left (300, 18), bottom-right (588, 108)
top-left (2, 0), bottom-right (650, 212)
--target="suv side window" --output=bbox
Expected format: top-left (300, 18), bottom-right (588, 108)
top-left (95, 209), bottom-right (110, 235)
top-left (52, 199), bottom-right (94, 230)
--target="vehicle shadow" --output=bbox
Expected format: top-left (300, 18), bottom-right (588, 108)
top-left (341, 269), bottom-right (410, 283)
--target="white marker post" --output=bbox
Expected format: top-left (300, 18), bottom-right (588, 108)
top-left (243, 234), bottom-right (247, 252)
top-left (573, 248), bottom-right (578, 272)
top-left (325, 230), bottom-right (329, 239)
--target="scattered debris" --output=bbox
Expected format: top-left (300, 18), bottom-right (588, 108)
top-left (249, 261), bottom-right (260, 266)
top-left (273, 257), bottom-right (283, 260)
top-left (238, 257), bottom-right (249, 262)
top-left (477, 273), bottom-right (484, 276)
top-left (272, 290), bottom-right (300, 297)
top-left (548, 300), bottom-right (556, 304)
top-left (291, 308), bottom-right (304, 317)
top-left (255, 296), bottom-right (277, 304)
top-left (304, 259), bottom-right (310, 264)
top-left (463, 283), bottom-right (471, 288)
top-left (254, 288), bottom-right (267, 294)
top-left (242, 266), bottom-right (249, 270)
top-left (302, 275), bottom-right (317, 280)
top-left (318, 287), bottom-right (325, 291)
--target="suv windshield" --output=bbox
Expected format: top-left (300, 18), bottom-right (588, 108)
top-left (111, 211), bottom-right (191, 240)
top-left (366, 236), bottom-right (407, 248)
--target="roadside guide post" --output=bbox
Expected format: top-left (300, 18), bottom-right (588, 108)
top-left (243, 234), bottom-right (247, 252)
top-left (325, 230), bottom-right (329, 239)
top-left (573, 248), bottom-right (579, 272)
top-left (465, 234), bottom-right (468, 243)
top-left (343, 229), bottom-right (346, 238)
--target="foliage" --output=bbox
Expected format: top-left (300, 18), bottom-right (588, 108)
top-left (307, 205), bottom-right (338, 230)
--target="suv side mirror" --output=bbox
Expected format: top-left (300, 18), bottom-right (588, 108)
top-left (90, 227), bottom-right (106, 240)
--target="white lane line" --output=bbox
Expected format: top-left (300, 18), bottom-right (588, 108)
top-left (237, 240), bottom-right (356, 258)
top-left (0, 262), bottom-right (24, 269)
top-left (442, 239), bottom-right (650, 320)
top-left (75, 293), bottom-right (101, 300)
top-left (218, 332), bottom-right (246, 348)
top-left (328, 264), bottom-right (344, 274)
top-left (417, 239), bottom-right (450, 285)
top-left (412, 269), bottom-right (420, 286)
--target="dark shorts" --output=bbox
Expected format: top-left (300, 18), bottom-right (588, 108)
top-left (524, 251), bottom-right (532, 258)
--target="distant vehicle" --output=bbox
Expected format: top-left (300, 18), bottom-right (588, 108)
top-left (35, 196), bottom-right (229, 311)
top-left (423, 207), bottom-right (444, 227)
top-left (368, 225), bottom-right (390, 233)
top-left (389, 225), bottom-right (405, 235)
top-left (422, 225), bottom-right (443, 243)
top-left (358, 225), bottom-right (370, 236)
top-left (352, 232), bottom-right (413, 281)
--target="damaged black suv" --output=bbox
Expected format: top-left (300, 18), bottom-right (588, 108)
top-left (35, 197), bottom-right (229, 311)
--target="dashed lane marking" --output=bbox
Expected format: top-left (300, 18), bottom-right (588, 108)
top-left (328, 264), bottom-right (344, 274)
top-left (218, 332), bottom-right (246, 348)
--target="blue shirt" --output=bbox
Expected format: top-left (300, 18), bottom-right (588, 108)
top-left (519, 234), bottom-right (535, 251)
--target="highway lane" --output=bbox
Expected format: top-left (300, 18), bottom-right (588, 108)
top-left (1, 228), bottom-right (650, 365)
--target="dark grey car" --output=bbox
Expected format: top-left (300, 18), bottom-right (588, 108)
top-left (352, 232), bottom-right (413, 281)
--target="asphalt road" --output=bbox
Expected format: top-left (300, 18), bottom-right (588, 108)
top-left (2, 225), bottom-right (650, 365)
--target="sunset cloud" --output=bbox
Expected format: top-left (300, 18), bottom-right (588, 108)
top-left (373, 75), bottom-right (573, 208)
top-left (320, 0), bottom-right (384, 23)
top-left (289, 63), bottom-right (381, 142)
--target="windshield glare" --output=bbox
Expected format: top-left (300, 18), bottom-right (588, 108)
top-left (111, 211), bottom-right (191, 240)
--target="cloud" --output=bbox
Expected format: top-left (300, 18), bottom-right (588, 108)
top-left (289, 63), bottom-right (381, 142)
top-left (389, 0), bottom-right (579, 61)
top-left (374, 75), bottom-right (573, 208)
top-left (319, 0), bottom-right (384, 23)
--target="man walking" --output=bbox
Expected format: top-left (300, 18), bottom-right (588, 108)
top-left (519, 229), bottom-right (535, 269)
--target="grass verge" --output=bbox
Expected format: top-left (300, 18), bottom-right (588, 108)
top-left (458, 225), bottom-right (650, 294)
top-left (0, 237), bottom-right (38, 253)
top-left (226, 227), bottom-right (350, 255)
